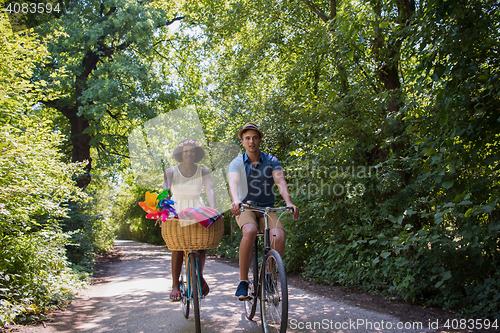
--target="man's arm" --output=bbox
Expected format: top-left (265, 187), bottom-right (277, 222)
top-left (228, 172), bottom-right (242, 215)
top-left (272, 169), bottom-right (299, 220)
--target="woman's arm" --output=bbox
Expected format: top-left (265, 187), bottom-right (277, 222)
top-left (163, 168), bottom-right (174, 196)
top-left (202, 168), bottom-right (216, 208)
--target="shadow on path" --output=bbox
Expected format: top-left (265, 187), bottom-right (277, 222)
top-left (9, 240), bottom-right (433, 333)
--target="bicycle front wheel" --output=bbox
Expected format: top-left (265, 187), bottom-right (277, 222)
top-left (244, 247), bottom-right (259, 320)
top-left (260, 250), bottom-right (288, 333)
top-left (190, 253), bottom-right (201, 333)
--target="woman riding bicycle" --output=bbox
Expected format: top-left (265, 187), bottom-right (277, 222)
top-left (164, 138), bottom-right (216, 302)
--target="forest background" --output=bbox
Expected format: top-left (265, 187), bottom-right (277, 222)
top-left (1, 0), bottom-right (499, 327)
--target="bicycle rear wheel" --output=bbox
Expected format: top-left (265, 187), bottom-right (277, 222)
top-left (180, 266), bottom-right (189, 319)
top-left (190, 253), bottom-right (201, 333)
top-left (244, 245), bottom-right (259, 320)
top-left (260, 250), bottom-right (288, 333)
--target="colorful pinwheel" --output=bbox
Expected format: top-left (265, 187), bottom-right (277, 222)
top-left (138, 189), bottom-right (177, 223)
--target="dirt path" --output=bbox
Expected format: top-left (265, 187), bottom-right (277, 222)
top-left (7, 240), bottom-right (492, 333)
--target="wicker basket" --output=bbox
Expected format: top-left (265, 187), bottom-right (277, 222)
top-left (161, 217), bottom-right (224, 251)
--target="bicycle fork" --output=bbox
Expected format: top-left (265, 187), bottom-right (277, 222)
top-left (185, 252), bottom-right (204, 300)
top-left (254, 236), bottom-right (272, 299)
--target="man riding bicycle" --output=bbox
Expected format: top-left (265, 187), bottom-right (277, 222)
top-left (228, 122), bottom-right (299, 300)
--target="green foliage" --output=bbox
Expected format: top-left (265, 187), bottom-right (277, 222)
top-left (170, 0), bottom-right (500, 319)
top-left (206, 213), bottom-right (243, 261)
top-left (3, 0), bottom-right (496, 325)
top-left (31, 0), bottom-right (181, 181)
top-left (0, 230), bottom-right (88, 327)
top-left (59, 200), bottom-right (115, 271)
top-left (0, 116), bottom-right (86, 230)
top-left (83, 174), bottom-right (118, 252)
top-left (0, 16), bottom-right (103, 327)
top-left (0, 18), bottom-right (48, 119)
top-left (0, 16), bottom-right (86, 235)
top-left (111, 171), bottom-right (164, 244)
top-left (464, 274), bottom-right (500, 320)
top-left (207, 233), bottom-right (241, 262)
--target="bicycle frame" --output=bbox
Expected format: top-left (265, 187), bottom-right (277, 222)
top-left (241, 203), bottom-right (292, 250)
top-left (244, 204), bottom-right (289, 287)
top-left (254, 209), bottom-right (278, 295)
top-left (183, 250), bottom-right (203, 301)
top-left (241, 202), bottom-right (292, 333)
top-left (181, 250), bottom-right (203, 333)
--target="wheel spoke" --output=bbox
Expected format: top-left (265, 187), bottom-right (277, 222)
top-left (191, 254), bottom-right (201, 333)
top-left (261, 250), bottom-right (288, 333)
top-left (245, 249), bottom-right (258, 320)
top-left (181, 261), bottom-right (190, 319)
top-left (265, 261), bottom-right (282, 329)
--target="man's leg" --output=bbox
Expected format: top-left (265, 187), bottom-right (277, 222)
top-left (263, 212), bottom-right (286, 257)
top-left (239, 223), bottom-right (258, 281)
top-left (235, 211), bottom-right (260, 299)
top-left (269, 227), bottom-right (286, 256)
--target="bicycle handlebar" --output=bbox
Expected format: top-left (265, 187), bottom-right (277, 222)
top-left (239, 202), bottom-right (295, 214)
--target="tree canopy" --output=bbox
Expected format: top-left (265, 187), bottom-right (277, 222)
top-left (33, 0), bottom-right (183, 187)
top-left (165, 0), bottom-right (500, 318)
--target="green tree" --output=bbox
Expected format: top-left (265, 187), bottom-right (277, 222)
top-left (0, 16), bottom-right (89, 327)
top-left (35, 0), bottom-right (182, 187)
top-left (169, 0), bottom-right (499, 318)
top-left (392, 0), bottom-right (500, 316)
top-left (0, 16), bottom-right (85, 236)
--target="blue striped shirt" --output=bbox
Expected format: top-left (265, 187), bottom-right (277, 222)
top-left (228, 152), bottom-right (282, 207)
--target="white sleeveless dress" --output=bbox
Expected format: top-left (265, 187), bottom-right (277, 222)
top-left (171, 165), bottom-right (205, 214)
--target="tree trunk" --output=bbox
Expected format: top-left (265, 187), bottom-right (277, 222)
top-left (64, 108), bottom-right (92, 188)
top-left (373, 0), bottom-right (415, 114)
top-left (47, 49), bottom-right (100, 188)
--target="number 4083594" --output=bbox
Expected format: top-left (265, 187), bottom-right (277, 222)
top-left (444, 319), bottom-right (498, 330)
top-left (3, 2), bottom-right (61, 14)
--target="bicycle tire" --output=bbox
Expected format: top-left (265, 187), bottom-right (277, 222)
top-left (260, 250), bottom-right (288, 333)
top-left (244, 246), bottom-right (259, 320)
top-left (181, 266), bottom-right (189, 319)
top-left (190, 253), bottom-right (201, 333)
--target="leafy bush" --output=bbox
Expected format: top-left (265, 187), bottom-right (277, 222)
top-left (464, 274), bottom-right (500, 320)
top-left (111, 172), bottom-right (165, 244)
top-left (0, 115), bottom-right (92, 327)
top-left (0, 17), bottom-right (96, 327)
top-left (0, 230), bottom-right (88, 327)
top-left (267, 0), bottom-right (500, 320)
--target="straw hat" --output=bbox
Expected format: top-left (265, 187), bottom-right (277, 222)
top-left (238, 122), bottom-right (264, 139)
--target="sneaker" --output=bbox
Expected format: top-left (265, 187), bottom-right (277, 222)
top-left (235, 280), bottom-right (250, 300)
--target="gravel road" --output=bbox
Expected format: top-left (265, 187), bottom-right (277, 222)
top-left (10, 240), bottom-right (434, 333)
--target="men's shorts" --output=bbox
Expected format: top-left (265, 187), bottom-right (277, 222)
top-left (236, 210), bottom-right (284, 230)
